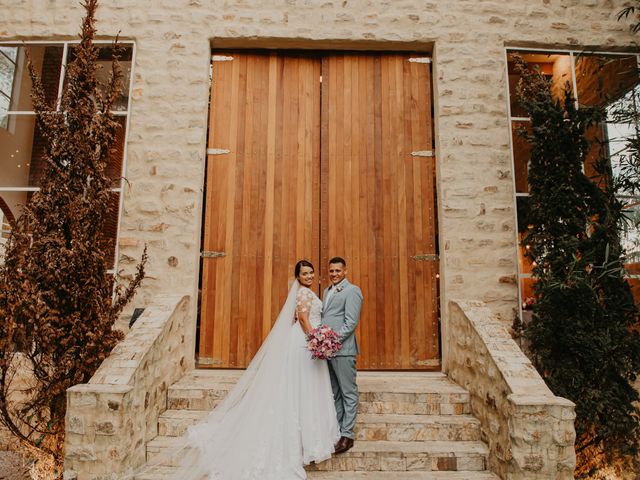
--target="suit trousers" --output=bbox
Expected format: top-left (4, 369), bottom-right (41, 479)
top-left (328, 355), bottom-right (358, 439)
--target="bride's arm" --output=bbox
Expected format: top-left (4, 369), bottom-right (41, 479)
top-left (296, 309), bottom-right (313, 335)
top-left (295, 288), bottom-right (314, 335)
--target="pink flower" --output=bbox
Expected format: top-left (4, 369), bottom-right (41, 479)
top-left (305, 325), bottom-right (342, 360)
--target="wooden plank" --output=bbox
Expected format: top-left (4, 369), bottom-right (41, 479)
top-left (250, 56), bottom-right (269, 361)
top-left (364, 55), bottom-right (378, 369)
top-left (352, 55), bottom-right (367, 369)
top-left (271, 55), bottom-right (285, 324)
top-left (227, 53), bottom-right (249, 367)
top-left (393, 55), bottom-right (410, 368)
top-left (261, 54), bottom-right (277, 341)
top-left (200, 58), bottom-right (233, 361)
top-left (219, 55), bottom-right (241, 367)
top-left (408, 60), bottom-right (426, 366)
top-left (320, 56), bottom-right (330, 289)
top-left (373, 54), bottom-right (386, 369)
top-left (311, 58), bottom-right (322, 295)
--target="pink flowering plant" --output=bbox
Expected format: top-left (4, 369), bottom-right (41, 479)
top-left (306, 325), bottom-right (342, 360)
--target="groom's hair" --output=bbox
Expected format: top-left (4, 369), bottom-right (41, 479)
top-left (329, 256), bottom-right (346, 266)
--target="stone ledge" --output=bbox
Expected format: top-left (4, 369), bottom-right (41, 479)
top-left (446, 300), bottom-right (576, 480)
top-left (64, 294), bottom-right (191, 480)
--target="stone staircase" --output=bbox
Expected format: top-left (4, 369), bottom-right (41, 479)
top-left (138, 370), bottom-right (498, 479)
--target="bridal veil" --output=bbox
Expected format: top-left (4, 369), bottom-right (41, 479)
top-left (140, 280), bottom-right (307, 480)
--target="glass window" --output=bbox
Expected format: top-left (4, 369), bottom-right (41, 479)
top-left (0, 195), bottom-right (13, 247)
top-left (507, 49), bottom-right (640, 310)
top-left (512, 121), bottom-right (532, 194)
top-left (0, 41), bottom-right (133, 271)
top-left (507, 51), bottom-right (572, 118)
top-left (66, 46), bottom-right (132, 111)
top-left (575, 54), bottom-right (638, 108)
top-left (0, 46), bottom-right (18, 128)
top-left (5, 45), bottom-right (63, 113)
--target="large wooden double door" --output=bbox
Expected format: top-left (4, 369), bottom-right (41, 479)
top-left (198, 51), bottom-right (439, 370)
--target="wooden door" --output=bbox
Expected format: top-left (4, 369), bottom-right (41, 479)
top-left (320, 54), bottom-right (439, 369)
top-left (199, 52), bottom-right (321, 367)
top-left (200, 52), bottom-right (438, 370)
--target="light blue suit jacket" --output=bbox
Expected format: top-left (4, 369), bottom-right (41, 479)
top-left (322, 279), bottom-right (363, 356)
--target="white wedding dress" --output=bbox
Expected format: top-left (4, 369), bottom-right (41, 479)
top-left (163, 281), bottom-right (339, 480)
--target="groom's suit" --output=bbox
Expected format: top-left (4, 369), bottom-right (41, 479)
top-left (322, 279), bottom-right (363, 440)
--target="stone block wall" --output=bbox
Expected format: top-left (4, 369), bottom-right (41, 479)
top-left (64, 295), bottom-right (190, 480)
top-left (0, 1), bottom-right (636, 368)
top-left (1, 3), bottom-right (638, 475)
top-left (446, 300), bottom-right (576, 479)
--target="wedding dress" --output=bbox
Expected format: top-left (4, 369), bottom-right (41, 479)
top-left (164, 281), bottom-right (339, 480)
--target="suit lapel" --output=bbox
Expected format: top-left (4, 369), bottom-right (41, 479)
top-left (325, 279), bottom-right (351, 311)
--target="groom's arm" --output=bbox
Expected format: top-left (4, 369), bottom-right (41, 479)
top-left (338, 287), bottom-right (363, 342)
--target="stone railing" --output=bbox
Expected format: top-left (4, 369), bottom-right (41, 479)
top-left (64, 295), bottom-right (190, 480)
top-left (446, 300), bottom-right (576, 480)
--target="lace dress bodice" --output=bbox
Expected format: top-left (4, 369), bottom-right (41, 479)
top-left (296, 287), bottom-right (323, 327)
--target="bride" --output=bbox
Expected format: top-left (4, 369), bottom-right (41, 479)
top-left (164, 259), bottom-right (340, 479)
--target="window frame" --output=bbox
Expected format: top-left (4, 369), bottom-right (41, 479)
top-left (0, 46), bottom-right (18, 129)
top-left (0, 39), bottom-right (136, 277)
top-left (504, 47), bottom-right (640, 317)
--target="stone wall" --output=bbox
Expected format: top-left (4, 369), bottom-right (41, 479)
top-left (64, 295), bottom-right (190, 480)
top-left (446, 300), bottom-right (576, 479)
top-left (1, 1), bottom-right (636, 368)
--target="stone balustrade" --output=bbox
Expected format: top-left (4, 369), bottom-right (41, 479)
top-left (63, 295), bottom-right (190, 480)
top-left (445, 300), bottom-right (576, 480)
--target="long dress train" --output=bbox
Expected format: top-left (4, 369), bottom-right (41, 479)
top-left (163, 281), bottom-right (339, 479)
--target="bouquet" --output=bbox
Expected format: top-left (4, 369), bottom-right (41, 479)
top-left (306, 325), bottom-right (342, 360)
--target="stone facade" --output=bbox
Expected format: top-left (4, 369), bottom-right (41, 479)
top-left (1, 1), bottom-right (638, 478)
top-left (1, 0), bottom-right (637, 368)
top-left (447, 300), bottom-right (576, 479)
top-left (64, 295), bottom-right (190, 480)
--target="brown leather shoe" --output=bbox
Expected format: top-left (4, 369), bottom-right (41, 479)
top-left (334, 436), bottom-right (354, 454)
top-left (341, 437), bottom-right (354, 453)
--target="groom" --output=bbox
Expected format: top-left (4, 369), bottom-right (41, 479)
top-left (322, 257), bottom-right (363, 454)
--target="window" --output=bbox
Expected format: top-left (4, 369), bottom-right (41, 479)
top-left (0, 41), bottom-right (135, 272)
top-left (506, 49), bottom-right (640, 314)
top-left (0, 46), bottom-right (17, 129)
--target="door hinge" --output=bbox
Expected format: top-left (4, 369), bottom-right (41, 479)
top-left (408, 57), bottom-right (432, 64)
top-left (201, 251), bottom-right (226, 258)
top-left (211, 55), bottom-right (234, 62)
top-left (207, 148), bottom-right (231, 155)
top-left (414, 358), bottom-right (440, 367)
top-left (198, 357), bottom-right (224, 366)
top-left (411, 150), bottom-right (434, 157)
top-left (411, 254), bottom-right (439, 262)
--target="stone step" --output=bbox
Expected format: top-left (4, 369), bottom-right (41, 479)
top-left (146, 436), bottom-right (488, 472)
top-left (136, 466), bottom-right (499, 480)
top-left (157, 409), bottom-right (482, 442)
top-left (168, 370), bottom-right (470, 415)
top-left (308, 473), bottom-right (499, 480)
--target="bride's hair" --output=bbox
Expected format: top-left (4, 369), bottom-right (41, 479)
top-left (295, 259), bottom-right (314, 278)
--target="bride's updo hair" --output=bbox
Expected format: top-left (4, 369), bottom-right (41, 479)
top-left (295, 259), bottom-right (314, 278)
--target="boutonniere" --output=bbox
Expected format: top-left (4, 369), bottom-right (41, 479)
top-left (336, 285), bottom-right (344, 293)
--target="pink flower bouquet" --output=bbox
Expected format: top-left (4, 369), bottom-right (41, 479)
top-left (306, 325), bottom-right (342, 360)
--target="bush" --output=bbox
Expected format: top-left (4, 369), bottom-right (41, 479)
top-left (515, 55), bottom-right (640, 477)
